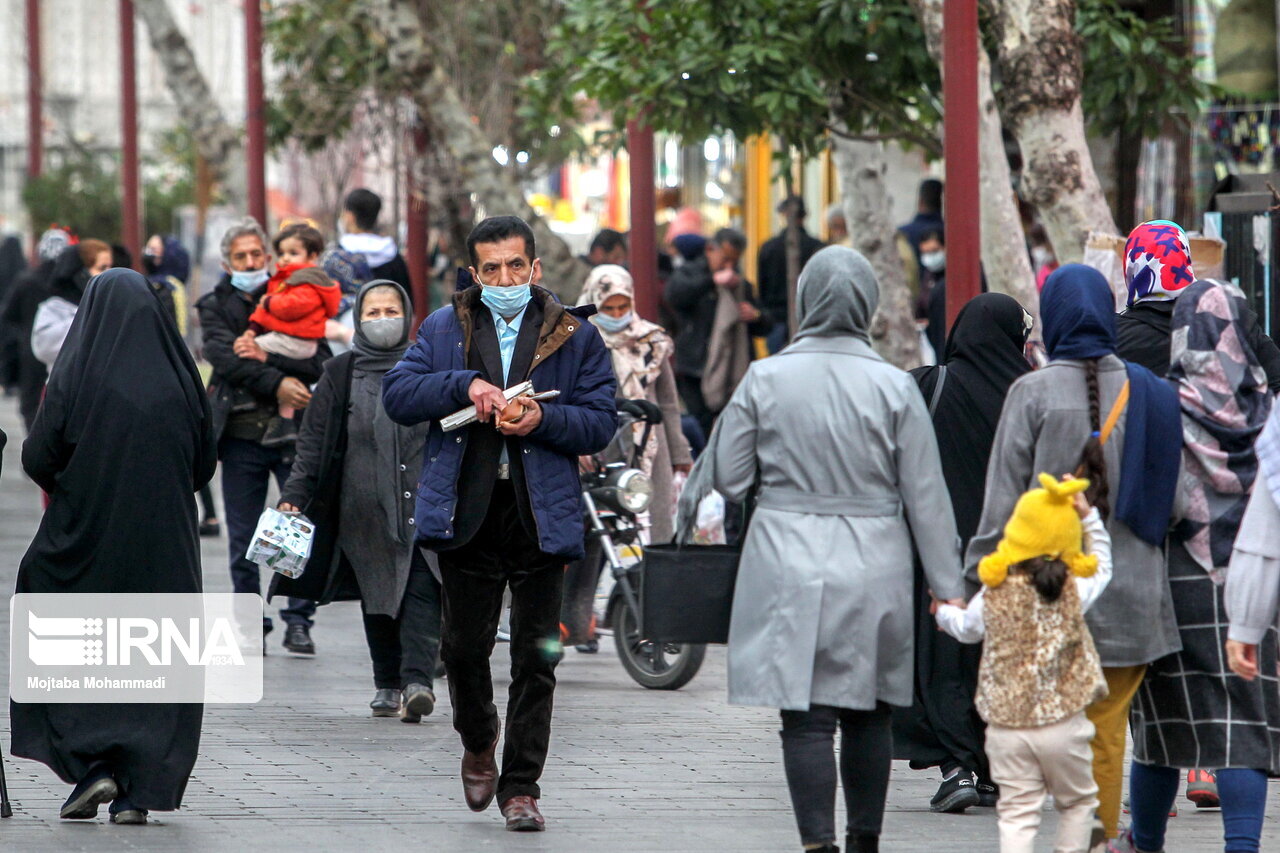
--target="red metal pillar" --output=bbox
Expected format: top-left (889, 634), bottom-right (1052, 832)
top-left (627, 119), bottom-right (658, 322)
top-left (26, 0), bottom-right (43, 183)
top-left (943, 0), bottom-right (981, 330)
top-left (244, 0), bottom-right (267, 229)
top-left (120, 0), bottom-right (141, 271)
top-left (406, 125), bottom-right (430, 328)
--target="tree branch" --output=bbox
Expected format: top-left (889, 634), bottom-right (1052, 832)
top-left (367, 0), bottom-right (585, 301)
top-left (133, 0), bottom-right (243, 208)
top-left (823, 122), bottom-right (943, 157)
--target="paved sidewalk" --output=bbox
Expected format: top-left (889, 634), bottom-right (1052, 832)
top-left (0, 399), bottom-right (1275, 851)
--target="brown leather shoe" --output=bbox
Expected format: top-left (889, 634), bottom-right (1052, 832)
top-left (460, 727), bottom-right (499, 812)
top-left (500, 795), bottom-right (545, 832)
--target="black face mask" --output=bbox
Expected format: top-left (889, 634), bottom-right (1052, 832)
top-left (143, 255), bottom-right (160, 275)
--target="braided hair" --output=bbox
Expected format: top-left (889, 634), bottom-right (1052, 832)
top-left (1077, 359), bottom-right (1111, 521)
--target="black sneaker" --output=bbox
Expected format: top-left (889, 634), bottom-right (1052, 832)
top-left (60, 767), bottom-right (118, 820)
top-left (198, 518), bottom-right (221, 538)
top-left (976, 779), bottom-right (999, 807)
top-left (930, 770), bottom-right (980, 813)
top-left (108, 795), bottom-right (148, 825)
top-left (282, 624), bottom-right (314, 655)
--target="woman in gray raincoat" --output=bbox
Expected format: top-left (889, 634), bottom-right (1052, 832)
top-left (682, 246), bottom-right (965, 853)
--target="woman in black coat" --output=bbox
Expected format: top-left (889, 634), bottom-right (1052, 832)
top-left (273, 280), bottom-right (441, 720)
top-left (11, 269), bottom-right (216, 824)
top-left (1117, 298), bottom-right (1280, 389)
top-left (893, 293), bottom-right (1033, 813)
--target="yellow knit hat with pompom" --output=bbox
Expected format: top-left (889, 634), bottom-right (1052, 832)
top-left (977, 473), bottom-right (1099, 588)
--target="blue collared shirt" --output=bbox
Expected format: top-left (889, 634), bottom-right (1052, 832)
top-left (490, 305), bottom-right (527, 464)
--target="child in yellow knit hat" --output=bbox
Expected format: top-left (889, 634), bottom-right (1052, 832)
top-left (937, 473), bottom-right (1113, 853)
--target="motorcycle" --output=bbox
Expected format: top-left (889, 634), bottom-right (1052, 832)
top-left (561, 399), bottom-right (706, 690)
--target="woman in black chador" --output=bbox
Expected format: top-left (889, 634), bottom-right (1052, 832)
top-left (894, 293), bottom-right (1033, 813)
top-left (11, 268), bottom-right (216, 824)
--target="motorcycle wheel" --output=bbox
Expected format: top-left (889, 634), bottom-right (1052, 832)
top-left (612, 598), bottom-right (706, 690)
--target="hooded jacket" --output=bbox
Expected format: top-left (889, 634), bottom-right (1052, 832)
top-left (249, 266), bottom-right (342, 339)
top-left (381, 280), bottom-right (618, 558)
top-left (339, 233), bottom-right (412, 296)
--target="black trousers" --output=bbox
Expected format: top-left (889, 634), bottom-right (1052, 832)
top-left (436, 481), bottom-right (564, 804)
top-left (892, 565), bottom-right (988, 780)
top-left (780, 703), bottom-right (893, 846)
top-left (198, 483), bottom-right (217, 522)
top-left (675, 372), bottom-right (715, 439)
top-left (360, 547), bottom-right (443, 690)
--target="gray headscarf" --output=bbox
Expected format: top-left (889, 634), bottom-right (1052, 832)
top-left (793, 245), bottom-right (880, 344)
top-left (345, 278), bottom-right (415, 553)
top-left (351, 279), bottom-right (412, 370)
top-left (674, 246), bottom-right (883, 542)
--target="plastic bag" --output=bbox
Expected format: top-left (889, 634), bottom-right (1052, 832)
top-left (669, 470), bottom-right (688, 533)
top-left (693, 490), bottom-right (727, 545)
top-left (245, 508), bottom-right (316, 578)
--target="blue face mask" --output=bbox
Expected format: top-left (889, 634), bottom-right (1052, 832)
top-left (594, 311), bottom-right (633, 333)
top-left (480, 283), bottom-right (533, 316)
top-left (229, 268), bottom-right (269, 292)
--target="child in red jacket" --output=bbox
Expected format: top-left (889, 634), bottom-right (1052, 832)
top-left (248, 223), bottom-right (340, 445)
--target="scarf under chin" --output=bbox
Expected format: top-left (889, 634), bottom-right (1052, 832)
top-left (577, 263), bottom-right (677, 472)
top-left (1041, 265), bottom-right (1182, 548)
top-left (1169, 279), bottom-right (1271, 582)
top-left (597, 321), bottom-right (673, 398)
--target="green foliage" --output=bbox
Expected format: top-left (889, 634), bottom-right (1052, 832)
top-left (264, 0), bottom-right (395, 150)
top-left (265, 0), bottom-right (583, 169)
top-left (22, 129), bottom-right (199, 242)
top-left (1078, 0), bottom-right (1222, 138)
top-left (526, 0), bottom-right (942, 158)
top-left (22, 149), bottom-right (123, 242)
top-left (144, 127), bottom-right (200, 237)
top-left (535, 0), bottom-right (1219, 159)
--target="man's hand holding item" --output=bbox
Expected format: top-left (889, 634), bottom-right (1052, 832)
top-left (497, 396), bottom-right (543, 437)
top-left (469, 377), bottom-right (509, 422)
top-left (713, 268), bottom-right (739, 289)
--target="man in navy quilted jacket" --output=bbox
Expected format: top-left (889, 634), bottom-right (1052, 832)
top-left (382, 216), bottom-right (617, 833)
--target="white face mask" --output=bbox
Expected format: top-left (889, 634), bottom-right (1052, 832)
top-left (361, 316), bottom-right (405, 349)
top-left (593, 311), bottom-right (634, 333)
top-left (921, 250), bottom-right (946, 273)
top-left (1032, 247), bottom-right (1055, 268)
